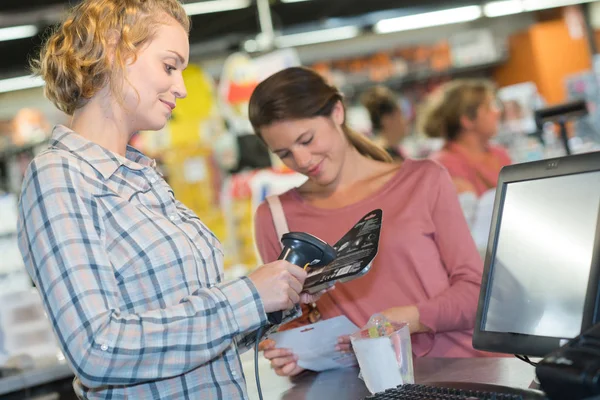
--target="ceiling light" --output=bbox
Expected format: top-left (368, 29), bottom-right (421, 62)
top-left (281, 0), bottom-right (312, 3)
top-left (275, 26), bottom-right (360, 48)
top-left (523, 0), bottom-right (595, 11)
top-left (0, 75), bottom-right (45, 94)
top-left (0, 25), bottom-right (38, 42)
top-left (374, 5), bottom-right (482, 34)
top-left (483, 1), bottom-right (524, 17)
top-left (183, 0), bottom-right (251, 16)
top-left (483, 0), bottom-right (597, 18)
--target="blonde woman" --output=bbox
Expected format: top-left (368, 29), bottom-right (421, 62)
top-left (419, 79), bottom-right (511, 197)
top-left (17, 1), bottom-right (321, 398)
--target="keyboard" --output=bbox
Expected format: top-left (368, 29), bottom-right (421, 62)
top-left (364, 382), bottom-right (548, 400)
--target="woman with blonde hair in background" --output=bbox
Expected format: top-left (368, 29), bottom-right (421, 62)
top-left (17, 1), bottom-right (323, 398)
top-left (419, 79), bottom-right (511, 197)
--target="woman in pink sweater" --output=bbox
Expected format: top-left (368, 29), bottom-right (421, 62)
top-left (249, 67), bottom-right (492, 377)
top-left (419, 79), bottom-right (511, 197)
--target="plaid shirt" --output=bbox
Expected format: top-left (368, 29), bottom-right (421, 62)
top-left (17, 126), bottom-right (270, 399)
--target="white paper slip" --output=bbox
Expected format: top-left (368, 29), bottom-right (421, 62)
top-left (267, 316), bottom-right (359, 371)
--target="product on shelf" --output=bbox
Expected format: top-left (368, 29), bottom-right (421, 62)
top-left (220, 168), bottom-right (307, 274)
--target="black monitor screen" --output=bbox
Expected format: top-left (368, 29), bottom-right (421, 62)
top-left (477, 165), bottom-right (600, 355)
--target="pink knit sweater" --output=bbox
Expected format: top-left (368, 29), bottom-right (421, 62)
top-left (254, 159), bottom-right (496, 357)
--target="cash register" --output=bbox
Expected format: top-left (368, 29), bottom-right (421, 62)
top-left (366, 151), bottom-right (600, 400)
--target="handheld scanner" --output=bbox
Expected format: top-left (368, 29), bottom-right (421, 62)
top-left (267, 232), bottom-right (336, 324)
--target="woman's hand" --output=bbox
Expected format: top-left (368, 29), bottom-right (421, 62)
top-left (259, 339), bottom-right (305, 377)
top-left (335, 335), bottom-right (352, 353)
top-left (381, 305), bottom-right (431, 334)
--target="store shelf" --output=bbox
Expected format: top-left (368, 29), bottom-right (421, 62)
top-left (341, 58), bottom-right (507, 98)
top-left (0, 231), bottom-right (16, 240)
top-left (0, 139), bottom-right (48, 162)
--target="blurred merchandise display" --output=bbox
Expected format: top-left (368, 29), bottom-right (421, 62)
top-left (220, 168), bottom-right (307, 277)
top-left (496, 82), bottom-right (551, 163)
top-left (0, 288), bottom-right (62, 368)
top-left (220, 171), bottom-right (261, 274)
top-left (10, 108), bottom-right (50, 147)
top-left (565, 71), bottom-right (600, 154)
top-left (311, 28), bottom-right (506, 100)
top-left (0, 108), bottom-right (52, 194)
top-left (449, 29), bottom-right (505, 68)
top-left (0, 193), bottom-right (31, 295)
top-left (218, 49), bottom-right (301, 135)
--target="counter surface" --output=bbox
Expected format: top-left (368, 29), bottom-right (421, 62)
top-left (242, 352), bottom-right (537, 399)
top-left (0, 353), bottom-right (537, 399)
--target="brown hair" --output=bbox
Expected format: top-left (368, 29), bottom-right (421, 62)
top-left (418, 79), bottom-right (495, 142)
top-left (360, 85), bottom-right (400, 131)
top-left (31, 0), bottom-right (190, 115)
top-left (248, 67), bottom-right (392, 163)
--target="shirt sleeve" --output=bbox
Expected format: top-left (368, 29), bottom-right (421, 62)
top-left (17, 154), bottom-right (267, 389)
top-left (416, 165), bottom-right (484, 333)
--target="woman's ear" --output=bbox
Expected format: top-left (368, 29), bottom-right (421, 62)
top-left (331, 100), bottom-right (345, 126)
top-left (459, 114), bottom-right (475, 132)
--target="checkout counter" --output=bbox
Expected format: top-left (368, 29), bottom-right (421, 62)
top-left (0, 353), bottom-right (536, 399)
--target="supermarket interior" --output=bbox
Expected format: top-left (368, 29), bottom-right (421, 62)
top-left (2, 1), bottom-right (600, 399)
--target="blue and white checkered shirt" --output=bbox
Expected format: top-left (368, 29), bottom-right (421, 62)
top-left (17, 125), bottom-right (269, 399)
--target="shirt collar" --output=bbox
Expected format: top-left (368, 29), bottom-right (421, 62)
top-left (49, 125), bottom-right (157, 180)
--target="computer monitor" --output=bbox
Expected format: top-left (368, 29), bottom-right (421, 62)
top-left (473, 151), bottom-right (600, 357)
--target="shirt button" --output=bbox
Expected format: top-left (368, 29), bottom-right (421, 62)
top-left (170, 215), bottom-right (176, 221)
top-left (101, 344), bottom-right (108, 351)
top-left (232, 371), bottom-right (237, 377)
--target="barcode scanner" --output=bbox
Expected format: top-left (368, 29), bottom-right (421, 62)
top-left (267, 232), bottom-right (337, 325)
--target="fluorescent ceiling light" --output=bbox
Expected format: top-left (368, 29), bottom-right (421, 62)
top-left (183, 0), bottom-right (251, 16)
top-left (483, 1), bottom-right (524, 17)
top-left (0, 75), bottom-right (45, 94)
top-left (281, 0), bottom-right (312, 3)
top-left (275, 26), bottom-right (360, 48)
top-left (523, 0), bottom-right (595, 11)
top-left (374, 5), bottom-right (482, 34)
top-left (0, 25), bottom-right (38, 42)
top-left (483, 0), bottom-right (596, 17)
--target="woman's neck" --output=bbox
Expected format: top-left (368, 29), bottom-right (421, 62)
top-left (453, 131), bottom-right (488, 156)
top-left (300, 145), bottom-right (398, 207)
top-left (328, 145), bottom-right (372, 193)
top-left (70, 93), bottom-right (131, 156)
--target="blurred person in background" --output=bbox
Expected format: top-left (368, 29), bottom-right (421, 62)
top-left (360, 85), bottom-right (408, 161)
top-left (419, 79), bottom-right (511, 197)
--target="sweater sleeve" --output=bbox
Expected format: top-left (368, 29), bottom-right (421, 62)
top-left (416, 166), bottom-right (484, 333)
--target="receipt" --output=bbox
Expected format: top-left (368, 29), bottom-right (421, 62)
top-left (266, 316), bottom-right (359, 371)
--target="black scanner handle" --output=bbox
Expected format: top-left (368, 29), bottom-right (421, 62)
top-left (267, 232), bottom-right (336, 325)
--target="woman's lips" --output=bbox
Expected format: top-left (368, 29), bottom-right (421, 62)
top-left (161, 100), bottom-right (175, 112)
top-left (307, 160), bottom-right (323, 177)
